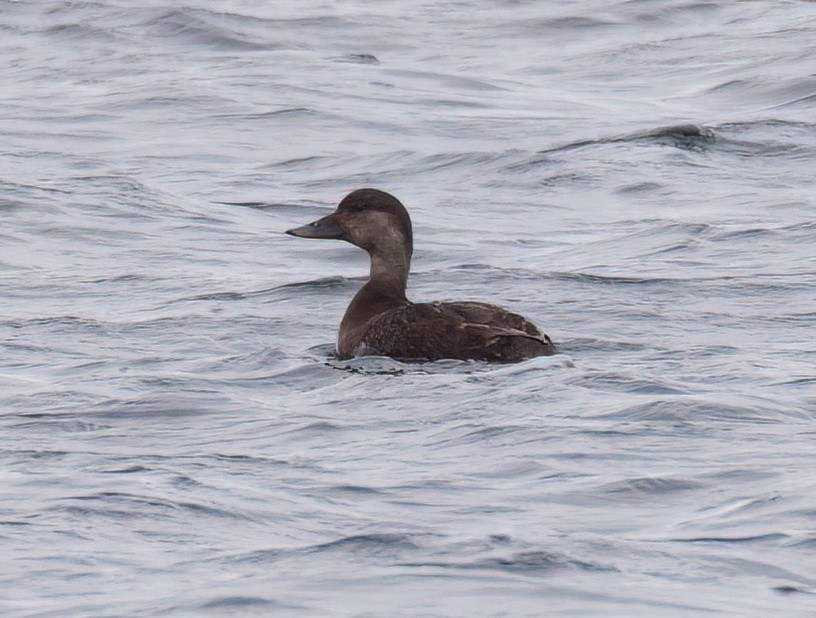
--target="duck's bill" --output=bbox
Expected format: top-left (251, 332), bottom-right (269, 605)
top-left (286, 213), bottom-right (347, 240)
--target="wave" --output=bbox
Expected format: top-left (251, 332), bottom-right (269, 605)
top-left (402, 549), bottom-right (616, 574)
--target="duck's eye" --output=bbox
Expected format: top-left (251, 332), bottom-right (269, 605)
top-left (346, 200), bottom-right (368, 212)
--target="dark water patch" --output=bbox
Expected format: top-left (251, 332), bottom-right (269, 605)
top-left (0, 196), bottom-right (29, 211)
top-left (708, 226), bottom-right (780, 241)
top-left (720, 119), bottom-right (816, 131)
top-left (538, 124), bottom-right (715, 156)
top-left (328, 484), bottom-right (385, 496)
top-left (137, 8), bottom-right (274, 51)
top-left (779, 214), bottom-right (816, 230)
top-left (4, 390), bottom-right (111, 418)
top-left (86, 273), bottom-right (149, 284)
top-left (771, 376), bottom-right (816, 387)
top-left (9, 315), bottom-right (112, 332)
top-left (0, 449), bottom-right (70, 460)
top-left (765, 312), bottom-right (816, 325)
top-left (631, 124), bottom-right (716, 151)
top-left (331, 150), bottom-right (520, 180)
top-left (197, 595), bottom-right (302, 612)
top-left (100, 465), bottom-right (151, 474)
top-left (198, 596), bottom-right (306, 616)
top-left (0, 520), bottom-right (32, 526)
top-left (223, 548), bottom-right (287, 565)
top-left (774, 586), bottom-right (816, 595)
top-left (213, 107), bottom-right (316, 121)
top-left (308, 533), bottom-right (421, 556)
top-left (456, 424), bottom-right (536, 445)
top-left (404, 550), bottom-right (615, 575)
top-left (539, 16), bottom-right (618, 30)
top-left (505, 15), bottom-right (619, 37)
top-left (213, 453), bottom-right (295, 467)
top-left (12, 418), bottom-right (108, 433)
top-left (0, 179), bottom-right (73, 195)
top-left (704, 120), bottom-right (816, 159)
top-left (165, 283), bottom-right (304, 305)
top-left (180, 290), bottom-right (247, 302)
top-left (171, 474), bottom-right (205, 488)
top-left (59, 492), bottom-right (258, 522)
top-left (44, 22), bottom-right (121, 43)
top-left (501, 154), bottom-right (557, 173)
top-left (332, 53), bottom-right (379, 65)
top-left (411, 151), bottom-right (511, 173)
top-left (281, 421), bottom-right (353, 438)
top-left (671, 533), bottom-right (789, 544)
top-left (601, 477), bottom-right (705, 498)
top-left (68, 173), bottom-right (159, 199)
top-left (442, 263), bottom-right (726, 290)
top-left (632, 1), bottom-right (720, 22)
top-left (542, 271), bottom-right (714, 286)
top-left (272, 276), bottom-right (353, 291)
top-left (788, 536), bottom-right (816, 549)
top-left (714, 137), bottom-right (812, 159)
top-left (265, 155), bottom-right (328, 169)
top-left (615, 180), bottom-right (665, 194)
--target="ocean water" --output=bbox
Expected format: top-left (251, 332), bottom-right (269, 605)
top-left (2, 0), bottom-right (815, 615)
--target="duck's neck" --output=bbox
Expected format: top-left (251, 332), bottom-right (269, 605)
top-left (368, 248), bottom-right (409, 296)
top-left (340, 246), bottom-right (411, 332)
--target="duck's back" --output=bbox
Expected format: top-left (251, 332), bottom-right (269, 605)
top-left (344, 301), bottom-right (556, 362)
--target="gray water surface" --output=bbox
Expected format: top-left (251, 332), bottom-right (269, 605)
top-left (2, 1), bottom-right (815, 616)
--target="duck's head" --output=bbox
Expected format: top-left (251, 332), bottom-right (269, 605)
top-left (286, 188), bottom-right (413, 257)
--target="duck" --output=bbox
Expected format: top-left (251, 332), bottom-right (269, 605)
top-left (286, 188), bottom-right (556, 362)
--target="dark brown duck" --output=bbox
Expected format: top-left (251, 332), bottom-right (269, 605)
top-left (286, 189), bottom-right (556, 362)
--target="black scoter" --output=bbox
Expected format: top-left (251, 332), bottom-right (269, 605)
top-left (286, 188), bottom-right (556, 362)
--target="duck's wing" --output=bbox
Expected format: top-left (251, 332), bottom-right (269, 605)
top-left (359, 301), bottom-right (555, 361)
top-left (435, 301), bottom-right (547, 338)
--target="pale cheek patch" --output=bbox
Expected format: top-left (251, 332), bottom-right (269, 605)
top-left (350, 211), bottom-right (405, 251)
